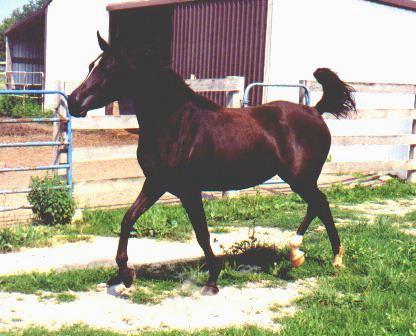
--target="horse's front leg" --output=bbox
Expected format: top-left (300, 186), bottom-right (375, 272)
top-left (179, 190), bottom-right (222, 295)
top-left (107, 179), bottom-right (164, 287)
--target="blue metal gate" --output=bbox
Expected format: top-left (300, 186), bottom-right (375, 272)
top-left (0, 90), bottom-right (72, 213)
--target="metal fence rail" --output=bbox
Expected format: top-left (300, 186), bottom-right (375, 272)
top-left (243, 83), bottom-right (311, 107)
top-left (0, 90), bottom-right (72, 212)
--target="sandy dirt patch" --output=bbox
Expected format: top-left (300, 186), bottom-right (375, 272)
top-left (0, 227), bottom-right (314, 333)
top-left (0, 227), bottom-right (294, 276)
top-left (341, 199), bottom-right (416, 218)
top-left (0, 278), bottom-right (315, 333)
top-left (339, 199), bottom-right (416, 220)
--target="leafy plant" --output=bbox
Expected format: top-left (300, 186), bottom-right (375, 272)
top-left (0, 95), bottom-right (20, 116)
top-left (28, 175), bottom-right (76, 226)
top-left (0, 95), bottom-right (52, 118)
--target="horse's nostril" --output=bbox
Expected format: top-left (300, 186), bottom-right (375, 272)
top-left (67, 96), bottom-right (81, 115)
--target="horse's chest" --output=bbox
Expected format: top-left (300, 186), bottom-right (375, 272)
top-left (137, 140), bottom-right (191, 175)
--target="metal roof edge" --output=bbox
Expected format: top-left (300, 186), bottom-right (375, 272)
top-left (5, 0), bottom-right (52, 36)
top-left (366, 0), bottom-right (416, 11)
top-left (106, 0), bottom-right (197, 12)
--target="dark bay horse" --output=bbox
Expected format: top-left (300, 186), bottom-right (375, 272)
top-left (68, 33), bottom-right (355, 295)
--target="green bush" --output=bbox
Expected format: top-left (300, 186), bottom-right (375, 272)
top-left (28, 175), bottom-right (76, 226)
top-left (0, 95), bottom-right (20, 116)
top-left (0, 95), bottom-right (52, 118)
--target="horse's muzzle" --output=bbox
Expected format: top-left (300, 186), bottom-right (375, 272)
top-left (67, 95), bottom-right (87, 118)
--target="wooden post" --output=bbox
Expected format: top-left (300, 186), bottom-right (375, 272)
top-left (407, 118), bottom-right (416, 182)
top-left (225, 76), bottom-right (245, 108)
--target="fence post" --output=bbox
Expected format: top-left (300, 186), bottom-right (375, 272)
top-left (223, 76), bottom-right (245, 198)
top-left (299, 80), bottom-right (307, 105)
top-left (407, 118), bottom-right (416, 182)
top-left (53, 82), bottom-right (69, 186)
top-left (225, 76), bottom-right (245, 109)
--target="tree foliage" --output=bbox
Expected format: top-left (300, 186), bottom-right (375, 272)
top-left (0, 0), bottom-right (45, 60)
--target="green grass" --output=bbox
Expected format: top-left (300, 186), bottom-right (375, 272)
top-left (0, 199), bottom-right (415, 335)
top-left (0, 226), bottom-right (53, 253)
top-left (78, 179), bottom-right (415, 240)
top-left (1, 179), bottom-right (414, 253)
top-left (278, 217), bottom-right (416, 336)
top-left (1, 324), bottom-right (275, 336)
top-left (0, 268), bottom-right (115, 294)
top-left (55, 292), bottom-right (77, 303)
top-left (0, 225), bottom-right (91, 254)
top-left (325, 178), bottom-right (416, 204)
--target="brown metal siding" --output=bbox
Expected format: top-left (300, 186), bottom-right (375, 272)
top-left (171, 0), bottom-right (268, 106)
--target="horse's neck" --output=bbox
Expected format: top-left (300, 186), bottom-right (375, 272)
top-left (128, 67), bottom-right (219, 135)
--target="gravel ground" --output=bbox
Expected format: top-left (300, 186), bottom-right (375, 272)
top-left (0, 279), bottom-right (315, 333)
top-left (0, 227), bottom-right (314, 333)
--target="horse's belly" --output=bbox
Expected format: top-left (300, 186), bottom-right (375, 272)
top-left (191, 157), bottom-right (279, 191)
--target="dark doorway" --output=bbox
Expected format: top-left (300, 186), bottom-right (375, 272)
top-left (110, 6), bottom-right (172, 63)
top-left (108, 0), bottom-right (268, 111)
top-left (109, 6), bottom-right (173, 115)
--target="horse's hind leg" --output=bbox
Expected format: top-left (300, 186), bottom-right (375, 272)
top-left (179, 190), bottom-right (222, 295)
top-left (289, 205), bottom-right (316, 267)
top-left (290, 182), bottom-right (344, 268)
top-left (107, 179), bottom-right (164, 287)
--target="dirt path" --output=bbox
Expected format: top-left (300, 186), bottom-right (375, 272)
top-left (340, 199), bottom-right (416, 220)
top-left (0, 227), bottom-right (294, 276)
top-left (0, 227), bottom-right (311, 333)
top-left (0, 279), bottom-right (314, 333)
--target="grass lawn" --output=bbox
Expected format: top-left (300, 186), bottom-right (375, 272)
top-left (52, 179), bottom-right (416, 241)
top-left (1, 325), bottom-right (276, 336)
top-left (1, 179), bottom-right (415, 253)
top-left (1, 207), bottom-right (415, 335)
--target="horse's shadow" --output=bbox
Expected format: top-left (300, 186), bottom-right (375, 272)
top-left (130, 245), bottom-right (306, 283)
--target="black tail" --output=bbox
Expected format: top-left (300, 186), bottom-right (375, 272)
top-left (313, 68), bottom-right (356, 118)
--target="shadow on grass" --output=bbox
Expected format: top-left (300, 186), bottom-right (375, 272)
top-left (132, 243), bottom-right (326, 287)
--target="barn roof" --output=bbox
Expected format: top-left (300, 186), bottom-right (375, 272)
top-left (106, 0), bottom-right (196, 11)
top-left (5, 0), bottom-right (416, 36)
top-left (5, 0), bottom-right (53, 36)
top-left (106, 0), bottom-right (416, 12)
top-left (368, 0), bottom-right (416, 11)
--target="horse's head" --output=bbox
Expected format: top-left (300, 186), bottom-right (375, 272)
top-left (68, 32), bottom-right (151, 117)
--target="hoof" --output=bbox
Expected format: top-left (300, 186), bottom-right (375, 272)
top-left (289, 234), bottom-right (305, 268)
top-left (332, 245), bottom-right (345, 269)
top-left (107, 267), bottom-right (136, 288)
top-left (290, 249), bottom-right (305, 268)
top-left (201, 284), bottom-right (219, 296)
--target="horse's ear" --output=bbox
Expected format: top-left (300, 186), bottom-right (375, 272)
top-left (97, 31), bottom-right (110, 52)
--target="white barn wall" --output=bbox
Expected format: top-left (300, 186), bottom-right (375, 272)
top-left (44, 0), bottom-right (112, 115)
top-left (265, 0), bottom-right (416, 163)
